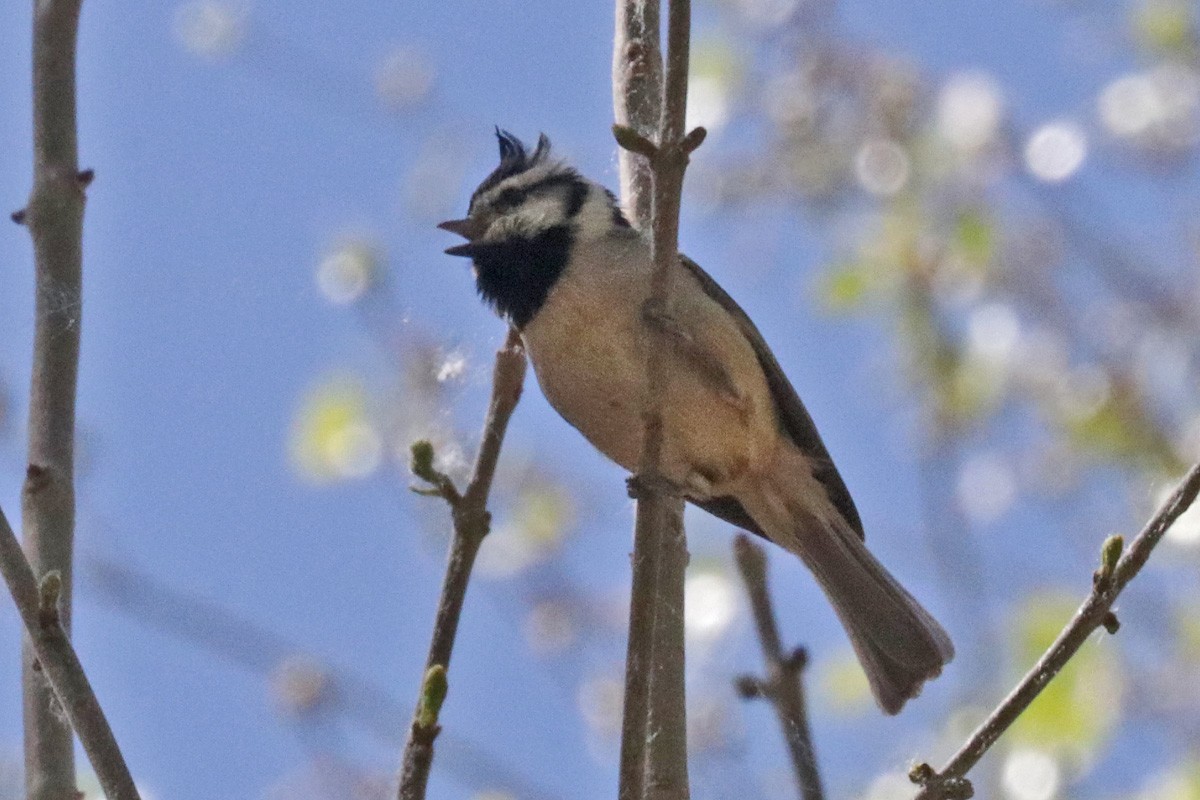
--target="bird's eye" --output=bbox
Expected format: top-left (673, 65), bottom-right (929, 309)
top-left (496, 188), bottom-right (523, 209)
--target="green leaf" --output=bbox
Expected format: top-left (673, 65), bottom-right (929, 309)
top-left (1133, 0), bottom-right (1197, 56)
top-left (955, 209), bottom-right (994, 266)
top-left (820, 263), bottom-right (873, 312)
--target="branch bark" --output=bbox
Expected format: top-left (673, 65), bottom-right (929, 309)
top-left (613, 0), bottom-right (705, 797)
top-left (910, 461), bottom-right (1200, 800)
top-left (612, 0), bottom-right (661, 230)
top-left (732, 535), bottom-right (824, 800)
top-left (17, 1), bottom-right (89, 797)
top-left (397, 328), bottom-right (526, 800)
top-left (0, 505), bottom-right (140, 800)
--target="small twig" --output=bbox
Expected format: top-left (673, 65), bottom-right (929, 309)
top-left (910, 462), bottom-right (1200, 800)
top-left (0, 505), bottom-right (140, 800)
top-left (733, 535), bottom-right (824, 800)
top-left (611, 0), bottom-right (662, 230)
top-left (397, 327), bottom-right (526, 800)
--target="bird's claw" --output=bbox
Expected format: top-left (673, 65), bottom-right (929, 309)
top-left (627, 472), bottom-right (685, 500)
top-left (641, 301), bottom-right (693, 345)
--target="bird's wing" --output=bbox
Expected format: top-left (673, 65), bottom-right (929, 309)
top-left (678, 254), bottom-right (865, 540)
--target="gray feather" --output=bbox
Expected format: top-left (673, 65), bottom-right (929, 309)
top-left (677, 254), bottom-right (865, 540)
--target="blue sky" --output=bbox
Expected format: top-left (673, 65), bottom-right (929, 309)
top-left (2, 0), bottom-right (1198, 798)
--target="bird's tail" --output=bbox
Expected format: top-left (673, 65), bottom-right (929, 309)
top-left (738, 447), bottom-right (954, 714)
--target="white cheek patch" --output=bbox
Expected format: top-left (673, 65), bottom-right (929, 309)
top-left (573, 189), bottom-right (620, 241)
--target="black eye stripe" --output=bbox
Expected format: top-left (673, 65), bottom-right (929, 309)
top-left (489, 173), bottom-right (588, 213)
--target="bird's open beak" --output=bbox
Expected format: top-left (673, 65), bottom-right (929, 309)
top-left (438, 217), bottom-right (487, 258)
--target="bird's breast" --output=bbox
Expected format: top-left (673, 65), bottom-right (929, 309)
top-left (520, 258), bottom-right (650, 472)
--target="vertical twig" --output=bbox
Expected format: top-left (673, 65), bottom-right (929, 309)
top-left (612, 0), bottom-right (661, 230)
top-left (612, 3), bottom-right (667, 796)
top-left (0, 507), bottom-right (141, 800)
top-left (397, 328), bottom-right (526, 800)
top-left (15, 1), bottom-right (89, 797)
top-left (910, 462), bottom-right (1200, 800)
top-left (613, 0), bottom-right (706, 796)
top-left (732, 535), bottom-right (824, 800)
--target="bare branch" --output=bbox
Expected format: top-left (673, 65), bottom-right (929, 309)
top-left (733, 535), bottom-right (824, 800)
top-left (911, 462), bottom-right (1200, 800)
top-left (21, 0), bottom-right (89, 796)
top-left (614, 0), bottom-right (701, 797)
top-left (398, 328), bottom-right (526, 800)
top-left (612, 0), bottom-right (661, 229)
top-left (0, 506), bottom-right (140, 800)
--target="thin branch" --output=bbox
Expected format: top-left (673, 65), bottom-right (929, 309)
top-left (19, 0), bottom-right (89, 797)
top-left (612, 2), bottom-right (666, 795)
top-left (611, 0), bottom-right (661, 229)
top-left (397, 328), bottom-right (526, 800)
top-left (732, 535), bottom-right (824, 800)
top-left (910, 462), bottom-right (1200, 800)
top-left (0, 506), bottom-right (140, 800)
top-left (613, 0), bottom-right (705, 796)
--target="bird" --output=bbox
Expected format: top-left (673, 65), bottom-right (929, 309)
top-left (439, 129), bottom-right (953, 714)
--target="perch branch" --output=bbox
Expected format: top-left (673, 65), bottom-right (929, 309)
top-left (397, 327), bottom-right (526, 800)
top-left (0, 506), bottom-right (140, 800)
top-left (20, 0), bottom-right (90, 797)
top-left (910, 461), bottom-right (1200, 800)
top-left (614, 0), bottom-right (705, 796)
top-left (733, 535), bottom-right (824, 800)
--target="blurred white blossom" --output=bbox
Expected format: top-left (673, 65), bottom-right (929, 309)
top-left (270, 655), bottom-right (334, 716)
top-left (174, 0), bottom-right (247, 59)
top-left (577, 673), bottom-right (624, 736)
top-left (1098, 65), bottom-right (1200, 151)
top-left (861, 772), bottom-right (915, 800)
top-left (375, 47), bottom-right (435, 111)
top-left (957, 451), bottom-right (1017, 523)
top-left (1025, 121), bottom-right (1088, 182)
top-left (937, 72), bottom-right (1004, 151)
top-left (1160, 479), bottom-right (1200, 548)
top-left (688, 76), bottom-right (732, 134)
top-left (855, 139), bottom-right (911, 196)
top-left (684, 569), bottom-right (738, 644)
top-left (317, 240), bottom-right (378, 305)
top-left (967, 303), bottom-right (1021, 369)
top-left (1002, 748), bottom-right (1061, 800)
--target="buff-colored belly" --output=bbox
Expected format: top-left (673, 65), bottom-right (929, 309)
top-left (520, 261), bottom-right (778, 496)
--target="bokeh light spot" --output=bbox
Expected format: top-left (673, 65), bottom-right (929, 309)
top-left (956, 451), bottom-right (1017, 524)
top-left (174, 1), bottom-right (246, 59)
top-left (317, 240), bottom-right (378, 306)
top-left (1024, 121), bottom-right (1088, 183)
top-left (1002, 748), bottom-right (1061, 800)
top-left (375, 47), bottom-right (436, 111)
top-left (684, 569), bottom-right (737, 644)
top-left (855, 139), bottom-right (911, 196)
top-left (937, 71), bottom-right (1004, 151)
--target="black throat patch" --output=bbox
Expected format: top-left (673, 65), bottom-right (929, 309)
top-left (470, 225), bottom-right (574, 329)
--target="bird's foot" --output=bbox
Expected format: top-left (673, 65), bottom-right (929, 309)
top-left (626, 472), bottom-right (686, 500)
top-left (641, 300), bottom-right (694, 345)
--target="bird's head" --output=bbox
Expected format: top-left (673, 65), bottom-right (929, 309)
top-left (438, 129), bottom-right (628, 256)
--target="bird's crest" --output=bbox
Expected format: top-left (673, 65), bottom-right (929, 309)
top-left (470, 129), bottom-right (553, 207)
